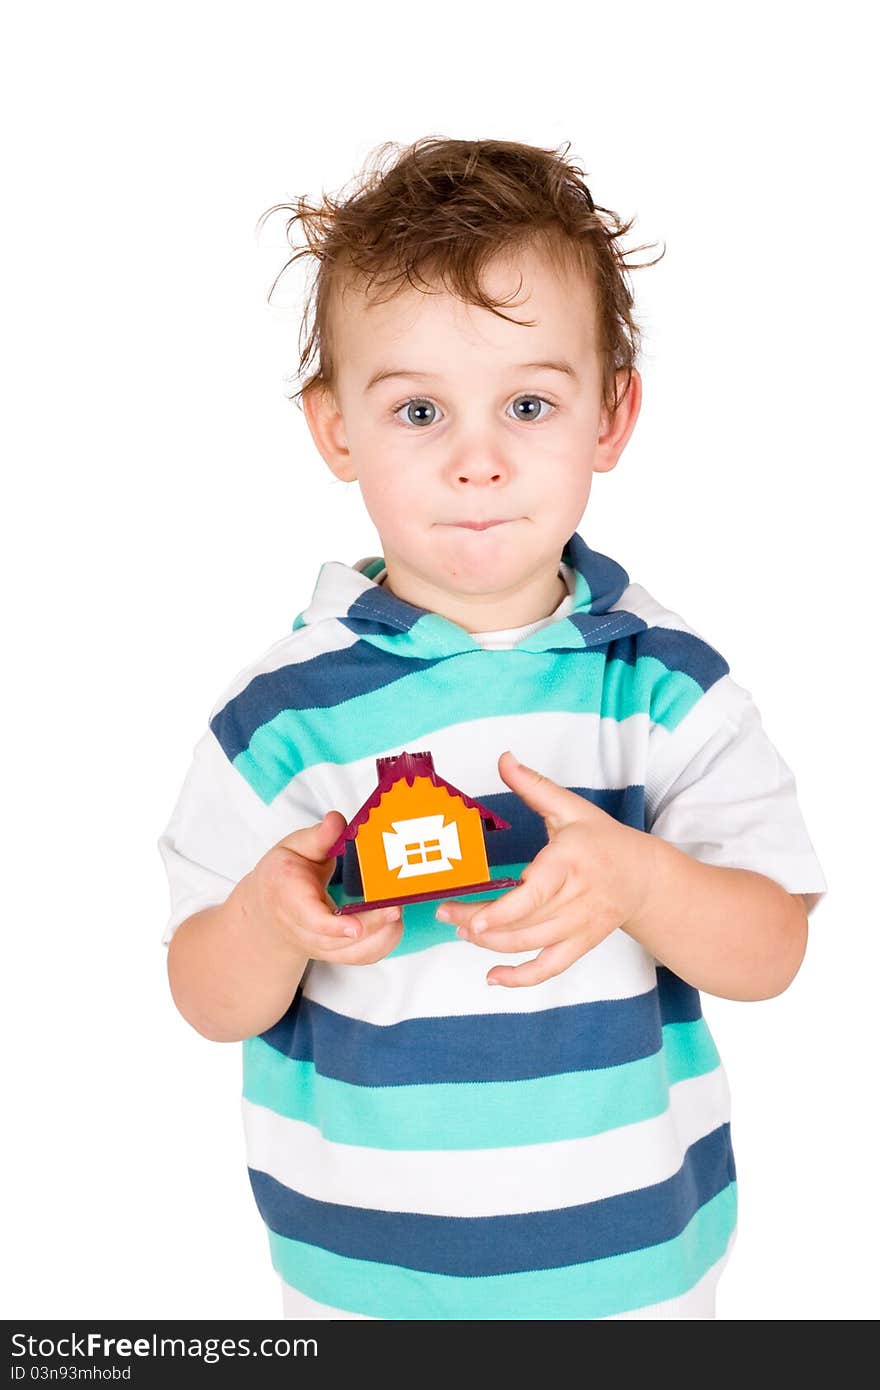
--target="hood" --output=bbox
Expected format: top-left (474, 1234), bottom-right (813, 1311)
top-left (293, 530), bottom-right (646, 658)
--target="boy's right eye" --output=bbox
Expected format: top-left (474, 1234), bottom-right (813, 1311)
top-left (393, 398), bottom-right (440, 427)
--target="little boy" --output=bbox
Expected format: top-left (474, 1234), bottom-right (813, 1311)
top-left (158, 137), bottom-right (827, 1320)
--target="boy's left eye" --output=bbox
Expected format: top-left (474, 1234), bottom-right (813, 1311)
top-left (508, 394), bottom-right (554, 422)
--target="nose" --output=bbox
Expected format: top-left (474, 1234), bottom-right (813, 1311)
top-left (445, 430), bottom-right (512, 488)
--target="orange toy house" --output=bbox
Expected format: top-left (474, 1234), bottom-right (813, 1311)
top-left (328, 750), bottom-right (521, 915)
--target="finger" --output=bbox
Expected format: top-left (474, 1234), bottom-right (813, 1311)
top-left (486, 938), bottom-right (585, 989)
top-left (322, 915), bottom-right (405, 965)
top-left (335, 903), bottom-right (403, 942)
top-left (457, 916), bottom-right (564, 952)
top-left (277, 809), bottom-right (349, 864)
top-left (290, 882), bottom-right (365, 941)
top-left (473, 854), bottom-right (570, 932)
top-left (293, 889), bottom-right (401, 948)
top-left (439, 853), bottom-right (569, 935)
top-left (497, 751), bottom-right (592, 832)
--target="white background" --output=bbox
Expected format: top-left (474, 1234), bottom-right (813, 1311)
top-left (3, 0), bottom-right (875, 1321)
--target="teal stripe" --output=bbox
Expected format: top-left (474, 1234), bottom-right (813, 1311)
top-left (266, 1181), bottom-right (737, 1319)
top-left (371, 612), bottom-right (484, 657)
top-left (234, 652), bottom-right (704, 802)
top-left (328, 866), bottom-right (525, 957)
top-left (663, 1019), bottom-right (721, 1084)
top-left (242, 1018), bottom-right (720, 1150)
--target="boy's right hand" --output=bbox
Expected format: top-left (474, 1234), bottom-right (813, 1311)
top-left (234, 810), bottom-right (404, 965)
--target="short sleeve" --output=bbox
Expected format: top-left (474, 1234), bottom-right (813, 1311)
top-left (157, 725), bottom-right (320, 947)
top-left (645, 678), bottom-right (828, 917)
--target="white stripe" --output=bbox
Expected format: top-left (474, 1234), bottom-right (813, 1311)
top-left (644, 675), bottom-right (754, 816)
top-left (647, 689), bottom-right (829, 899)
top-left (297, 559), bottom-right (378, 631)
top-left (303, 928), bottom-right (657, 1023)
top-left (612, 581), bottom-right (710, 638)
top-left (302, 707), bottom-right (653, 829)
top-left (243, 1065), bottom-right (731, 1217)
top-left (278, 1236), bottom-right (736, 1321)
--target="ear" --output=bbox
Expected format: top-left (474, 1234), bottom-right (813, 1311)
top-left (592, 367), bottom-right (642, 475)
top-left (302, 383), bottom-right (357, 482)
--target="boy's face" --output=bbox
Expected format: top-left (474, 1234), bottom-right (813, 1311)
top-left (303, 240), bottom-right (640, 632)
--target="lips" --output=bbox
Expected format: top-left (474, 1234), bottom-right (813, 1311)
top-left (448, 519), bottom-right (511, 531)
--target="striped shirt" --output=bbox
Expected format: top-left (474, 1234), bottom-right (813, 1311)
top-left (158, 530), bottom-right (827, 1319)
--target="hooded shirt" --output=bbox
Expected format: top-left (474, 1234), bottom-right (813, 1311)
top-left (158, 530), bottom-right (827, 1320)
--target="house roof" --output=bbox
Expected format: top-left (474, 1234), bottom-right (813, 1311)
top-left (326, 750), bottom-right (511, 855)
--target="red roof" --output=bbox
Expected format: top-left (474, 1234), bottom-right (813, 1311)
top-left (326, 750), bottom-right (510, 855)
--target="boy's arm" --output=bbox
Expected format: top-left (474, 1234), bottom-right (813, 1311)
top-left (635, 679), bottom-right (825, 999)
top-left (626, 836), bottom-right (809, 1001)
top-left (159, 723), bottom-right (319, 1042)
top-left (166, 878), bottom-right (310, 1044)
top-left (164, 810), bottom-right (404, 1044)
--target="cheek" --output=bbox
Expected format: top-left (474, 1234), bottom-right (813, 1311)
top-left (559, 428), bottom-right (597, 487)
top-left (358, 463), bottom-right (427, 528)
top-left (567, 464), bottom-right (594, 508)
top-left (532, 439), bottom-right (593, 506)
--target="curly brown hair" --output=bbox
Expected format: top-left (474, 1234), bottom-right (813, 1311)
top-left (256, 137), bottom-right (665, 420)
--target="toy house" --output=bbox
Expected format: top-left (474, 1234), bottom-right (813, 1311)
top-left (328, 750), bottom-right (520, 914)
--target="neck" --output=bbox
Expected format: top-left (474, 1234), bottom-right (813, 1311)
top-left (378, 565), bottom-right (569, 633)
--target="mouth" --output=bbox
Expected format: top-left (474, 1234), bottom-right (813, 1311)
top-left (445, 519), bottom-right (516, 531)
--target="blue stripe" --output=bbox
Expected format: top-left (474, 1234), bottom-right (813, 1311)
top-left (248, 1123), bottom-right (733, 1277)
top-left (567, 610), bottom-right (648, 648)
top-left (243, 1018), bottom-right (720, 1150)
top-left (565, 531), bottom-right (628, 613)
top-left (345, 586), bottom-right (433, 635)
top-left (266, 1183), bottom-right (737, 1319)
top-left (211, 633), bottom-right (728, 768)
top-left (611, 627), bottom-right (729, 695)
top-left (257, 968), bottom-right (700, 1086)
top-left (656, 965), bottom-right (703, 1022)
top-left (223, 658), bottom-right (723, 806)
top-left (210, 643), bottom-right (439, 762)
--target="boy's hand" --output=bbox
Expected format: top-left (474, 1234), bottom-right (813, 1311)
top-left (236, 811), bottom-right (404, 966)
top-left (434, 751), bottom-right (659, 988)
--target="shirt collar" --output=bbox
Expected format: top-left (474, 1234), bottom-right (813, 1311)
top-left (296, 529), bottom-right (646, 656)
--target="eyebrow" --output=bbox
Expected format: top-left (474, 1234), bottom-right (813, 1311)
top-left (364, 359), bottom-right (579, 392)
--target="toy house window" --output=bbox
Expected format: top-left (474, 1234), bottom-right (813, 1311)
top-left (405, 838), bottom-right (443, 865)
top-left (384, 815), bottom-right (461, 878)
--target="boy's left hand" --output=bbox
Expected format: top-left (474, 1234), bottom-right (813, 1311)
top-left (434, 751), bottom-right (659, 988)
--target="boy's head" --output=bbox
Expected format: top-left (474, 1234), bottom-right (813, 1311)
top-left (260, 138), bottom-right (662, 630)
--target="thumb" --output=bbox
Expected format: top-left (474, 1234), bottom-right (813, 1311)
top-left (278, 809), bottom-right (348, 864)
top-left (498, 751), bottom-right (592, 832)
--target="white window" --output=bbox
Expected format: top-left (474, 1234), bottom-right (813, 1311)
top-left (382, 814), bottom-right (462, 878)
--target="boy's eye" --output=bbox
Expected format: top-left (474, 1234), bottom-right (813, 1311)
top-left (396, 398), bottom-right (439, 427)
top-left (392, 394), bottom-right (554, 428)
top-left (509, 394), bottom-right (553, 422)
